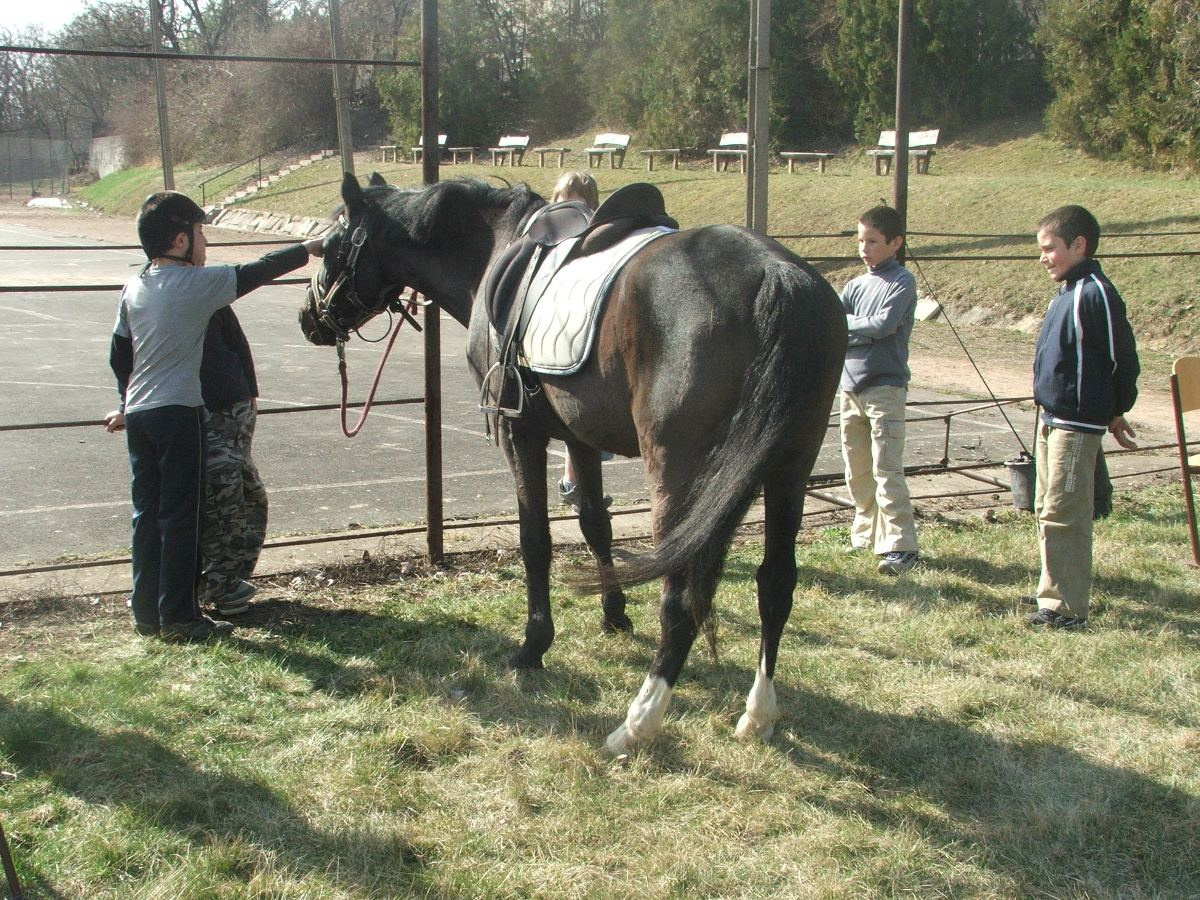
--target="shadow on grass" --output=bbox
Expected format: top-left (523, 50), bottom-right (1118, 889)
top-left (0, 696), bottom-right (446, 896)
top-left (773, 684), bottom-right (1199, 896)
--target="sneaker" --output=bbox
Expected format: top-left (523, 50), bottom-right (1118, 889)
top-left (877, 550), bottom-right (920, 576)
top-left (558, 478), bottom-right (578, 506)
top-left (133, 622), bottom-right (159, 636)
top-left (159, 615), bottom-right (235, 644)
top-left (558, 478), bottom-right (613, 511)
top-left (1026, 607), bottom-right (1088, 630)
top-left (214, 580), bottom-right (256, 617)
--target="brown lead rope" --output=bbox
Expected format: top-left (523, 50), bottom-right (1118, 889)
top-left (338, 296), bottom-right (421, 438)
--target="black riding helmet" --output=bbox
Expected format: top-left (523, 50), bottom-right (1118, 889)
top-left (136, 191), bottom-right (206, 262)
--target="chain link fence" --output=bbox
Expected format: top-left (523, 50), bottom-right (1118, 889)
top-left (0, 133), bottom-right (71, 198)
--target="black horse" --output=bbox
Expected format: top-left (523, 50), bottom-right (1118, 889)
top-left (301, 173), bottom-right (846, 752)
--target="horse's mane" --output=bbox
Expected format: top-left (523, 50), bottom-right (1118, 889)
top-left (363, 178), bottom-right (543, 247)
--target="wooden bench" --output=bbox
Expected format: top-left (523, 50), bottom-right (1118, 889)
top-left (708, 132), bottom-right (748, 172)
top-left (446, 146), bottom-right (478, 164)
top-left (378, 144), bottom-right (400, 163)
top-left (779, 151), bottom-right (835, 174)
top-left (531, 146), bottom-right (570, 167)
top-left (411, 134), bottom-right (447, 163)
top-left (865, 129), bottom-right (940, 175)
top-left (488, 135), bottom-right (529, 166)
top-left (639, 148), bottom-right (681, 171)
top-left (586, 133), bottom-right (630, 169)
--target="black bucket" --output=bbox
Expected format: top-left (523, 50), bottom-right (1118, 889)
top-left (1005, 452), bottom-right (1035, 512)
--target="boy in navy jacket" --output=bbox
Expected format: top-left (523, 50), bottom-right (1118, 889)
top-left (1028, 205), bottom-right (1139, 630)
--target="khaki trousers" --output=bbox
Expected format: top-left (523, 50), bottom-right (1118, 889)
top-left (1035, 423), bottom-right (1102, 619)
top-left (839, 386), bottom-right (918, 554)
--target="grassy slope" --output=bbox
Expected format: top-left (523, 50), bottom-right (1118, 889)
top-left (2, 485), bottom-right (1198, 897)
top-left (82, 117), bottom-right (1198, 352)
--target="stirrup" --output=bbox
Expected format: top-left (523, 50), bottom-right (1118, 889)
top-left (479, 361), bottom-right (525, 419)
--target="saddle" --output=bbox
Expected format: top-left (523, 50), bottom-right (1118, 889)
top-left (482, 183), bottom-right (678, 333)
top-left (479, 183), bottom-right (678, 426)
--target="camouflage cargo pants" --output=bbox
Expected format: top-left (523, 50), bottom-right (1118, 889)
top-left (199, 400), bottom-right (267, 599)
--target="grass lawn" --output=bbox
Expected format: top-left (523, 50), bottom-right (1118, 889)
top-left (2, 484), bottom-right (1198, 897)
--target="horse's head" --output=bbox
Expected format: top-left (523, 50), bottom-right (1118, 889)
top-left (300, 173), bottom-right (543, 345)
top-left (300, 171), bottom-right (416, 346)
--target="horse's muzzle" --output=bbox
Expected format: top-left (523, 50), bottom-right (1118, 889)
top-left (299, 287), bottom-right (339, 346)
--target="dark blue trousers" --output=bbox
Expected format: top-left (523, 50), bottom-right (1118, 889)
top-left (126, 405), bottom-right (207, 628)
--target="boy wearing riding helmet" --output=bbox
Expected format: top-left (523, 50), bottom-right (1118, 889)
top-left (104, 191), bottom-right (323, 643)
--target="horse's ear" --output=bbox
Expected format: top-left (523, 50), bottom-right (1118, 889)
top-left (368, 171), bottom-right (387, 187)
top-left (341, 171), bottom-right (364, 214)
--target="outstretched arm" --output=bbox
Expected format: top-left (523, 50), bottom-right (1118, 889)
top-left (234, 237), bottom-right (324, 297)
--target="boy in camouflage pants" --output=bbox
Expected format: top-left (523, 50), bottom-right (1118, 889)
top-left (198, 306), bottom-right (267, 616)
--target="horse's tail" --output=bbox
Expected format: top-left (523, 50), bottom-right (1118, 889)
top-left (595, 259), bottom-right (842, 621)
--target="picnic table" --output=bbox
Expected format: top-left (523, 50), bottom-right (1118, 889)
top-left (586, 133), bottom-right (630, 169)
top-left (866, 129), bottom-right (940, 175)
top-left (779, 151), bottom-right (834, 174)
top-left (639, 148), bottom-right (681, 171)
top-left (708, 132), bottom-right (748, 172)
top-left (489, 135), bottom-right (529, 166)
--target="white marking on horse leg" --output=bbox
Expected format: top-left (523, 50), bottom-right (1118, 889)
top-left (606, 675), bottom-right (673, 755)
top-left (734, 661), bottom-right (778, 742)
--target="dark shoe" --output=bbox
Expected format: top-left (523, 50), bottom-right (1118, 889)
top-left (134, 622), bottom-right (159, 636)
top-left (1026, 607), bottom-right (1087, 630)
top-left (877, 550), bottom-right (920, 576)
top-left (160, 615), bottom-right (235, 644)
top-left (215, 580), bottom-right (256, 617)
top-left (1019, 595), bottom-right (1039, 606)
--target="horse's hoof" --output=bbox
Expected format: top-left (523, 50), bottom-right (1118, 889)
top-left (601, 613), bottom-right (634, 635)
top-left (734, 711), bottom-right (775, 742)
top-left (605, 723), bottom-right (636, 756)
top-left (507, 649), bottom-right (545, 670)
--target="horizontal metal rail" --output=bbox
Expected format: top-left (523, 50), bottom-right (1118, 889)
top-left (1, 442), bottom-right (1185, 580)
top-left (0, 44), bottom-right (418, 68)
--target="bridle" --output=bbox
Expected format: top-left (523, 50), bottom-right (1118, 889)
top-left (306, 210), bottom-right (427, 437)
top-left (306, 212), bottom-right (423, 345)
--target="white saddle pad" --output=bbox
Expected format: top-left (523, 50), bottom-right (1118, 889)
top-left (518, 226), bottom-right (674, 374)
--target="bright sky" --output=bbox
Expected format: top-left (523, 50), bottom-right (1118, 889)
top-left (7, 0), bottom-right (91, 35)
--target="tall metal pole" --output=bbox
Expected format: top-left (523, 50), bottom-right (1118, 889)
top-left (420, 0), bottom-right (443, 564)
top-left (745, 0), bottom-right (771, 233)
top-left (893, 0), bottom-right (913, 247)
top-left (149, 0), bottom-right (175, 190)
top-left (329, 0), bottom-right (356, 176)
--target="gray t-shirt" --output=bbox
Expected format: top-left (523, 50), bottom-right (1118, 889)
top-left (839, 258), bottom-right (917, 393)
top-left (114, 265), bottom-right (238, 413)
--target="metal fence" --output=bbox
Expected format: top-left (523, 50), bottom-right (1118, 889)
top-left (0, 134), bottom-right (71, 198)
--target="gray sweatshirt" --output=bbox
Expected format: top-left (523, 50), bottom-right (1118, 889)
top-left (839, 257), bottom-right (917, 393)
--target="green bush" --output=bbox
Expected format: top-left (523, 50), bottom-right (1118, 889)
top-left (1039, 0), bottom-right (1200, 169)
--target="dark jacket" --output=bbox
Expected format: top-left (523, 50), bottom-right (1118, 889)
top-left (200, 306), bottom-right (257, 412)
top-left (1033, 259), bottom-right (1139, 433)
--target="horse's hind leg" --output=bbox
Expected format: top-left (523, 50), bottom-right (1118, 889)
top-left (606, 552), bottom-right (721, 754)
top-left (735, 459), bottom-right (809, 742)
top-left (565, 439), bottom-right (632, 634)
top-left (500, 423), bottom-right (556, 670)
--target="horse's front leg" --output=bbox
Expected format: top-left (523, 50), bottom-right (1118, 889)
top-left (564, 439), bottom-right (632, 635)
top-left (500, 422), bottom-right (555, 669)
